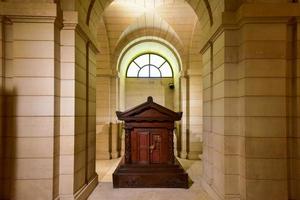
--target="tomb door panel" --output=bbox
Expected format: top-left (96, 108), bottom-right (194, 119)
top-left (150, 129), bottom-right (170, 164)
top-left (150, 133), bottom-right (162, 164)
top-left (137, 131), bottom-right (149, 164)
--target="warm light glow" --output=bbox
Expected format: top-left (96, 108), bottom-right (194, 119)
top-left (115, 0), bottom-right (165, 10)
top-left (126, 53), bottom-right (173, 78)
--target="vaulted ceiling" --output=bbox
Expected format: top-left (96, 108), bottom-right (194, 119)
top-left (102, 0), bottom-right (197, 52)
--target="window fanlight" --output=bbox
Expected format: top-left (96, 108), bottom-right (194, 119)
top-left (126, 53), bottom-right (173, 78)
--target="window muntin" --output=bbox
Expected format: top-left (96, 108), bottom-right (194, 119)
top-left (126, 53), bottom-right (173, 78)
top-left (150, 54), bottom-right (165, 67)
top-left (159, 62), bottom-right (173, 77)
top-left (127, 62), bottom-right (140, 77)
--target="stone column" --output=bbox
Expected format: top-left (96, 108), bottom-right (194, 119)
top-left (96, 67), bottom-right (121, 160)
top-left (201, 42), bottom-right (214, 189)
top-left (201, 28), bottom-right (240, 200)
top-left (86, 41), bottom-right (98, 192)
top-left (59, 10), bottom-right (98, 200)
top-left (201, 4), bottom-right (300, 199)
top-left (110, 122), bottom-right (120, 158)
top-left (0, 16), bottom-right (13, 200)
top-left (293, 17), bottom-right (300, 200)
top-left (238, 17), bottom-right (290, 200)
top-left (110, 73), bottom-right (120, 159)
top-left (96, 72), bottom-right (112, 160)
top-left (179, 73), bottom-right (188, 159)
top-left (187, 68), bottom-right (203, 160)
top-left (59, 11), bottom-right (77, 199)
top-left (285, 17), bottom-right (300, 200)
top-left (0, 2), bottom-right (60, 199)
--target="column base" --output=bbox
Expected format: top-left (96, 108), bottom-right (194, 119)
top-left (74, 174), bottom-right (98, 200)
top-left (179, 151), bottom-right (187, 159)
top-left (111, 151), bottom-right (120, 159)
top-left (96, 151), bottom-right (111, 160)
top-left (200, 177), bottom-right (222, 200)
top-left (187, 151), bottom-right (201, 160)
top-left (57, 174), bottom-right (98, 200)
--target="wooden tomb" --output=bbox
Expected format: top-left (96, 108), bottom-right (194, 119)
top-left (113, 96), bottom-right (189, 188)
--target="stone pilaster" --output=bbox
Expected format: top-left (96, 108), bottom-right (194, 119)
top-left (187, 68), bottom-right (203, 160)
top-left (0, 2), bottom-right (60, 199)
top-left (179, 73), bottom-right (188, 159)
top-left (59, 10), bottom-right (98, 200)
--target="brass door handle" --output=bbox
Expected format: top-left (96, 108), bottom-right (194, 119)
top-left (150, 144), bottom-right (155, 153)
top-left (150, 144), bottom-right (155, 150)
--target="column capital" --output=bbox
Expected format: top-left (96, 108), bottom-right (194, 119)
top-left (112, 70), bottom-right (120, 78)
top-left (179, 70), bottom-right (189, 79)
top-left (62, 11), bottom-right (78, 30)
top-left (61, 11), bottom-right (99, 53)
top-left (222, 3), bottom-right (300, 27)
top-left (187, 68), bottom-right (201, 77)
top-left (0, 2), bottom-right (57, 23)
top-left (96, 69), bottom-right (121, 78)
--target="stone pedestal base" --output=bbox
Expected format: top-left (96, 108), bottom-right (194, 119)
top-left (113, 158), bottom-right (189, 188)
top-left (201, 177), bottom-right (222, 200)
top-left (111, 151), bottom-right (120, 159)
top-left (179, 151), bottom-right (188, 159)
top-left (74, 174), bottom-right (98, 200)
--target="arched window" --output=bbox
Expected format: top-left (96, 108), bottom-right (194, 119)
top-left (126, 53), bottom-right (173, 78)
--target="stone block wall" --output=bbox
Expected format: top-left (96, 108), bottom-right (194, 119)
top-left (0, 5), bottom-right (59, 199)
top-left (0, 2), bottom-right (98, 199)
top-left (201, 2), bottom-right (300, 200)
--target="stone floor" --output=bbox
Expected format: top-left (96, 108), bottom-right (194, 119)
top-left (88, 158), bottom-right (213, 200)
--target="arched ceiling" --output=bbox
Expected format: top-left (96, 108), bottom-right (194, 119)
top-left (57, 0), bottom-right (250, 73)
top-left (57, 0), bottom-right (245, 31)
top-left (59, 0), bottom-right (228, 58)
top-left (118, 12), bottom-right (181, 48)
top-left (113, 28), bottom-right (185, 66)
top-left (100, 0), bottom-right (197, 55)
top-left (86, 0), bottom-right (215, 26)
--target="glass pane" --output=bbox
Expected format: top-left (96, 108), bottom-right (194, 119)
top-left (150, 54), bottom-right (165, 68)
top-left (138, 66), bottom-right (150, 77)
top-left (160, 62), bottom-right (173, 77)
top-left (134, 54), bottom-right (149, 67)
top-left (127, 62), bottom-right (140, 77)
top-left (150, 66), bottom-right (161, 77)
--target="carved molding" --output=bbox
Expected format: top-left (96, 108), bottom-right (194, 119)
top-left (124, 129), bottom-right (132, 164)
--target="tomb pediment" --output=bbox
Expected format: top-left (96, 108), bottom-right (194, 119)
top-left (116, 96), bottom-right (182, 122)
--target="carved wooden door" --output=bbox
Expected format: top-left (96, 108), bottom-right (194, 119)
top-left (150, 133), bottom-right (162, 163)
top-left (131, 130), bottom-right (149, 164)
top-left (131, 129), bottom-right (169, 164)
top-left (150, 129), bottom-right (169, 164)
top-left (138, 131), bottom-right (149, 164)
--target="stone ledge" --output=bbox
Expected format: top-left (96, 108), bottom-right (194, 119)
top-left (74, 174), bottom-right (99, 200)
top-left (201, 177), bottom-right (223, 200)
top-left (187, 151), bottom-right (202, 160)
top-left (0, 2), bottom-right (56, 18)
top-left (56, 174), bottom-right (98, 200)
